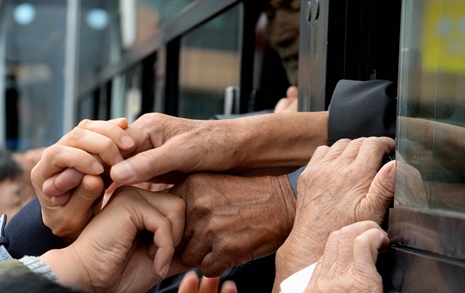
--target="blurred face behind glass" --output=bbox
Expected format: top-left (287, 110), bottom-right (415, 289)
top-left (266, 0), bottom-right (301, 86)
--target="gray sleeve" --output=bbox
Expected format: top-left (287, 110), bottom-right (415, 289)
top-left (19, 256), bottom-right (59, 284)
top-left (0, 246), bottom-right (12, 261)
top-left (327, 79), bottom-right (397, 146)
top-left (287, 166), bottom-right (306, 197)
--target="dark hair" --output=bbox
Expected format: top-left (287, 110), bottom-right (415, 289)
top-left (0, 273), bottom-right (84, 293)
top-left (0, 149), bottom-right (23, 182)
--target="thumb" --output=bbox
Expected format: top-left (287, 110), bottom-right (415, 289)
top-left (71, 174), bottom-right (105, 210)
top-left (286, 86), bottom-right (298, 98)
top-left (363, 161), bottom-right (396, 222)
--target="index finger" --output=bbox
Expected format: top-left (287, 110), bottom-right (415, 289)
top-left (75, 118), bottom-right (134, 150)
top-left (110, 141), bottom-right (195, 184)
top-left (354, 137), bottom-right (395, 170)
top-left (353, 228), bottom-right (389, 266)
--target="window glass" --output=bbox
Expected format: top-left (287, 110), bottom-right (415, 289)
top-left (178, 4), bottom-right (242, 119)
top-left (2, 1), bottom-right (66, 151)
top-left (111, 65), bottom-right (143, 123)
top-left (119, 0), bottom-right (194, 50)
top-left (396, 0), bottom-right (465, 212)
top-left (77, 92), bottom-right (97, 122)
top-left (78, 0), bottom-right (116, 85)
top-left (91, 0), bottom-right (194, 67)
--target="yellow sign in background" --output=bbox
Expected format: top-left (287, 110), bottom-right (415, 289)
top-left (423, 1), bottom-right (465, 73)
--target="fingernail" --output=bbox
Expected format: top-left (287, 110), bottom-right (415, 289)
top-left (92, 162), bottom-right (104, 174)
top-left (387, 161), bottom-right (396, 179)
top-left (112, 161), bottom-right (135, 182)
top-left (159, 263), bottom-right (170, 278)
top-left (120, 135), bottom-right (134, 148)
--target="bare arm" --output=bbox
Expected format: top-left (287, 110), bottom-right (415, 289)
top-left (108, 112), bottom-right (328, 185)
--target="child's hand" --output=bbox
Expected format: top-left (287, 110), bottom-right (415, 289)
top-left (31, 118), bottom-right (134, 242)
top-left (178, 271), bottom-right (237, 293)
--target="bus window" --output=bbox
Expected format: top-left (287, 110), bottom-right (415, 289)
top-left (178, 4), bottom-right (242, 119)
top-left (110, 65), bottom-right (143, 123)
top-left (77, 91), bottom-right (98, 123)
top-left (1, 1), bottom-right (67, 151)
top-left (120, 0), bottom-right (195, 49)
top-left (396, 0), bottom-right (465, 213)
top-left (79, 1), bottom-right (114, 85)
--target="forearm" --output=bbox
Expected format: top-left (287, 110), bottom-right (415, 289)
top-left (230, 112), bottom-right (328, 171)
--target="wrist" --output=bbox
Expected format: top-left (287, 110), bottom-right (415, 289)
top-left (274, 175), bottom-right (297, 236)
top-left (40, 246), bottom-right (90, 292)
top-left (274, 227), bottom-right (326, 291)
top-left (234, 112), bottom-right (329, 170)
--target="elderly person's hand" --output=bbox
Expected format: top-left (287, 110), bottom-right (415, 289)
top-left (170, 172), bottom-right (296, 277)
top-left (305, 221), bottom-right (388, 293)
top-left (105, 112), bottom-right (328, 185)
top-left (273, 137), bottom-right (396, 292)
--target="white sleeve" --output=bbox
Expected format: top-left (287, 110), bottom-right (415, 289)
top-left (280, 263), bottom-right (316, 293)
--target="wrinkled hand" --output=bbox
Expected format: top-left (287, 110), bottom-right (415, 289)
top-left (178, 271), bottom-right (237, 293)
top-left (109, 112), bottom-right (328, 185)
top-left (31, 118), bottom-right (134, 242)
top-left (170, 172), bottom-right (296, 277)
top-left (40, 186), bottom-right (188, 293)
top-left (273, 137), bottom-right (395, 292)
top-left (305, 221), bottom-right (388, 293)
top-left (274, 86), bottom-right (298, 113)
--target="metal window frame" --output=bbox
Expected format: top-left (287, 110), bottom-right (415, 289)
top-left (77, 0), bottom-right (263, 121)
top-left (298, 0), bottom-right (401, 111)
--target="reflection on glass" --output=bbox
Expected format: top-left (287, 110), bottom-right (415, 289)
top-left (121, 0), bottom-right (195, 48)
top-left (178, 5), bottom-right (242, 119)
top-left (396, 0), bottom-right (465, 212)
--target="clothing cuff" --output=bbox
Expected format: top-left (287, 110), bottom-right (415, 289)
top-left (280, 263), bottom-right (316, 293)
top-left (327, 79), bottom-right (396, 146)
top-left (19, 255), bottom-right (59, 284)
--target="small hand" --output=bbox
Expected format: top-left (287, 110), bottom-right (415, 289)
top-left (31, 118), bottom-right (134, 241)
top-left (40, 186), bottom-right (188, 293)
top-left (178, 271), bottom-right (237, 293)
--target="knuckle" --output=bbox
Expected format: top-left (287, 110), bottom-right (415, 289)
top-left (77, 119), bottom-right (92, 128)
top-left (187, 197), bottom-right (215, 218)
top-left (201, 262), bottom-right (227, 278)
